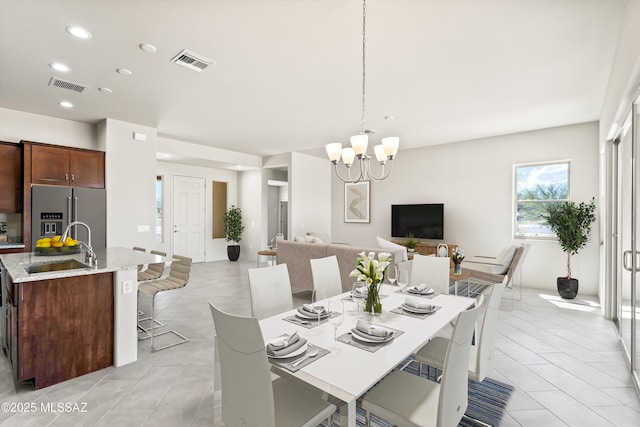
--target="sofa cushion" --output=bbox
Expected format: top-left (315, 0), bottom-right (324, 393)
top-left (376, 236), bottom-right (408, 262)
top-left (491, 245), bottom-right (517, 275)
top-left (307, 231), bottom-right (331, 244)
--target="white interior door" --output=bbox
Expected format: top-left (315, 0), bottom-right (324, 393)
top-left (172, 175), bottom-right (206, 263)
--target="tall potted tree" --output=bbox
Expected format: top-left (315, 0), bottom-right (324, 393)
top-left (543, 198), bottom-right (596, 299)
top-left (224, 205), bottom-right (245, 261)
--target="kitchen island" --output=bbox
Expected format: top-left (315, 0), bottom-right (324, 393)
top-left (0, 247), bottom-right (163, 389)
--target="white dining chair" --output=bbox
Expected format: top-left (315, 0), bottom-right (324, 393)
top-left (362, 301), bottom-right (482, 427)
top-left (410, 253), bottom-right (451, 294)
top-left (209, 302), bottom-right (336, 427)
top-left (415, 276), bottom-right (507, 381)
top-left (248, 263), bottom-right (294, 319)
top-left (310, 255), bottom-right (343, 298)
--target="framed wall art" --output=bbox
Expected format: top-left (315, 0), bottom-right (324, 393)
top-left (344, 181), bottom-right (370, 223)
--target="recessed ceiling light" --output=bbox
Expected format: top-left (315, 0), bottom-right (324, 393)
top-left (49, 62), bottom-right (70, 72)
top-left (139, 43), bottom-right (157, 53)
top-left (59, 101), bottom-right (74, 108)
top-left (116, 68), bottom-right (132, 76)
top-left (65, 26), bottom-right (92, 39)
top-left (98, 87), bottom-right (112, 94)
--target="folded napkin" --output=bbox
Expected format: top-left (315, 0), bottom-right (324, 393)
top-left (408, 283), bottom-right (433, 294)
top-left (266, 332), bottom-right (307, 357)
top-left (300, 304), bottom-right (328, 316)
top-left (355, 319), bottom-right (392, 338)
top-left (403, 297), bottom-right (433, 310)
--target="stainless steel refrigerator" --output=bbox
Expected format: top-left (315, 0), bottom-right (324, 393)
top-left (31, 186), bottom-right (106, 251)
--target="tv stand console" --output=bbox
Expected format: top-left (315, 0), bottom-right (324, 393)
top-left (394, 241), bottom-right (458, 265)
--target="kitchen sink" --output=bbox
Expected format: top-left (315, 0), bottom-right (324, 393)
top-left (23, 259), bottom-right (91, 274)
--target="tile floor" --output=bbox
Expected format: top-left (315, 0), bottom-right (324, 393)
top-left (0, 259), bottom-right (638, 426)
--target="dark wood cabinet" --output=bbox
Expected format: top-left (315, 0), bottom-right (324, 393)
top-left (14, 273), bottom-right (114, 389)
top-left (30, 143), bottom-right (105, 189)
top-left (0, 141), bottom-right (22, 212)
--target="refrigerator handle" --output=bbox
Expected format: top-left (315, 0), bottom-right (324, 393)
top-left (74, 196), bottom-right (78, 222)
top-left (67, 196), bottom-right (73, 239)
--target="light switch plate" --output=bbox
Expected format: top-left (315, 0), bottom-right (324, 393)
top-left (137, 225), bottom-right (150, 232)
top-left (122, 280), bottom-right (133, 295)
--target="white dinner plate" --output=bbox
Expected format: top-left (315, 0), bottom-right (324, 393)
top-left (268, 342), bottom-right (308, 359)
top-left (296, 310), bottom-right (330, 320)
top-left (350, 329), bottom-right (395, 343)
top-left (407, 287), bottom-right (434, 295)
top-left (401, 304), bottom-right (436, 314)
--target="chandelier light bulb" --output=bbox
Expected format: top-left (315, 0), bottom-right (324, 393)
top-left (381, 137), bottom-right (399, 158)
top-left (326, 143), bottom-right (343, 162)
top-left (350, 134), bottom-right (369, 156)
top-left (341, 147), bottom-right (356, 166)
top-left (374, 145), bottom-right (387, 164)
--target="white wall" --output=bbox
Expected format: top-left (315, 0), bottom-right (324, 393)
top-left (101, 119), bottom-right (157, 249)
top-left (0, 107), bottom-right (98, 149)
top-left (238, 169), bottom-right (263, 261)
top-left (331, 122), bottom-right (600, 294)
top-left (290, 152), bottom-right (332, 239)
top-left (156, 160), bottom-right (238, 261)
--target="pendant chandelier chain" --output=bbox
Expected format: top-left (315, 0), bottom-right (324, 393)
top-left (361, 0), bottom-right (367, 135)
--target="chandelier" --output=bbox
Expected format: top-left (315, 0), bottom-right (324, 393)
top-left (325, 0), bottom-right (399, 183)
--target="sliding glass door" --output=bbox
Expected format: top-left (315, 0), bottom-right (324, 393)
top-left (614, 91), bottom-right (640, 393)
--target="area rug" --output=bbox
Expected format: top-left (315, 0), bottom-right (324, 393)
top-left (449, 281), bottom-right (489, 298)
top-left (321, 356), bottom-right (514, 427)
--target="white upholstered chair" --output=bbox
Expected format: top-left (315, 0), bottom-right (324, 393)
top-left (248, 263), bottom-right (294, 319)
top-left (415, 277), bottom-right (507, 381)
top-left (362, 302), bottom-right (482, 427)
top-left (209, 302), bottom-right (335, 427)
top-left (310, 255), bottom-right (343, 298)
top-left (410, 253), bottom-right (451, 294)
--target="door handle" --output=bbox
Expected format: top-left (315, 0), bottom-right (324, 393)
top-left (623, 250), bottom-right (639, 272)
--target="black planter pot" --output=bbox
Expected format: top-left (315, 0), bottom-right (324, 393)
top-left (227, 245), bottom-right (241, 262)
top-left (557, 277), bottom-right (579, 299)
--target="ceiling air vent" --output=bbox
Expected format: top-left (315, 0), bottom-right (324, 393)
top-left (48, 77), bottom-right (88, 93)
top-left (170, 49), bottom-right (214, 72)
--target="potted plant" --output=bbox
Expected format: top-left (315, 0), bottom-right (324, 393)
top-left (543, 198), bottom-right (596, 299)
top-left (404, 233), bottom-right (419, 253)
top-left (224, 205), bottom-right (245, 261)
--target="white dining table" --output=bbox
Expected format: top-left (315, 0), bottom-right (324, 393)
top-left (259, 285), bottom-right (476, 427)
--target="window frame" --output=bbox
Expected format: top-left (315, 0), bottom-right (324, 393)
top-left (513, 160), bottom-right (571, 240)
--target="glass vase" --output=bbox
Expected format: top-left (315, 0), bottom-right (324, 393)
top-left (365, 281), bottom-right (382, 315)
top-left (453, 262), bottom-right (462, 275)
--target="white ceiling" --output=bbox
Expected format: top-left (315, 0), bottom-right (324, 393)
top-left (0, 0), bottom-right (627, 162)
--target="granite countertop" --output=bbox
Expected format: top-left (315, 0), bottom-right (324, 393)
top-left (0, 242), bottom-right (26, 250)
top-left (0, 247), bottom-right (165, 283)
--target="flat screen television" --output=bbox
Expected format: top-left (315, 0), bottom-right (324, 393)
top-left (391, 203), bottom-right (444, 240)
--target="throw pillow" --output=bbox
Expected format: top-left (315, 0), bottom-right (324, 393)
top-left (293, 235), bottom-right (307, 243)
top-left (306, 231), bottom-right (331, 244)
top-left (491, 245), bottom-right (517, 275)
top-left (376, 236), bottom-right (408, 262)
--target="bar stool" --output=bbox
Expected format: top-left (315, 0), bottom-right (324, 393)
top-left (137, 250), bottom-right (167, 282)
top-left (138, 255), bottom-right (192, 352)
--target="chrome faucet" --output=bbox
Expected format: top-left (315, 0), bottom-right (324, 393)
top-left (61, 221), bottom-right (97, 267)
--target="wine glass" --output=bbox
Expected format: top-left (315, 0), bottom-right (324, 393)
top-left (397, 268), bottom-right (409, 292)
top-left (311, 288), bottom-right (328, 324)
top-left (328, 299), bottom-right (344, 341)
top-left (387, 265), bottom-right (398, 286)
top-left (352, 281), bottom-right (366, 314)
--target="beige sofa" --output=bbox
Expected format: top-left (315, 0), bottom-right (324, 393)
top-left (276, 240), bottom-right (407, 293)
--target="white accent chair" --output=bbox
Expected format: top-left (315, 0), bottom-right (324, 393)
top-left (415, 277), bottom-right (507, 381)
top-left (248, 263), bottom-right (294, 319)
top-left (209, 302), bottom-right (336, 427)
top-left (410, 253), bottom-right (451, 294)
top-left (310, 255), bottom-right (343, 298)
top-left (362, 301), bottom-right (482, 427)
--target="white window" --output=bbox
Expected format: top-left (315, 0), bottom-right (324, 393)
top-left (514, 161), bottom-right (569, 238)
